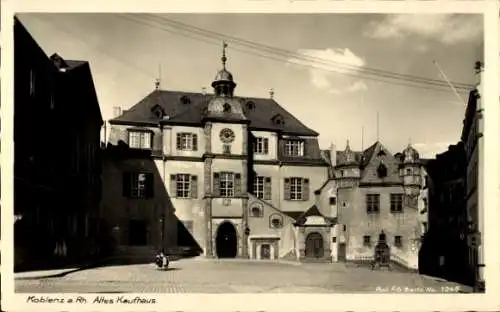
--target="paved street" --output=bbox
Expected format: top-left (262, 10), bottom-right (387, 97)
top-left (15, 258), bottom-right (472, 293)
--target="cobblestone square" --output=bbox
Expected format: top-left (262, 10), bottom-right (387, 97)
top-left (15, 259), bottom-right (472, 293)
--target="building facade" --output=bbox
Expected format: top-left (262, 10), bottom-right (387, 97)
top-left (321, 141), bottom-right (425, 269)
top-left (14, 17), bottom-right (104, 269)
top-left (102, 45), bottom-right (334, 261)
top-left (461, 61), bottom-right (485, 290)
top-left (419, 142), bottom-right (469, 284)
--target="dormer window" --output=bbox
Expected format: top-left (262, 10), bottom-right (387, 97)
top-left (377, 163), bottom-right (388, 178)
top-left (223, 103), bottom-right (231, 113)
top-left (180, 95), bottom-right (191, 105)
top-left (128, 130), bottom-right (152, 149)
top-left (272, 114), bottom-right (284, 125)
top-left (246, 101), bottom-right (255, 110)
top-left (284, 139), bottom-right (304, 157)
top-left (151, 104), bottom-right (165, 119)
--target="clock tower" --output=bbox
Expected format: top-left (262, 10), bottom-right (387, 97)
top-left (202, 42), bottom-right (251, 258)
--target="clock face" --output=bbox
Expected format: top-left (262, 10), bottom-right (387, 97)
top-left (219, 128), bottom-right (235, 143)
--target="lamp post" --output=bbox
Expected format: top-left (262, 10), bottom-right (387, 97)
top-left (160, 214), bottom-right (165, 252)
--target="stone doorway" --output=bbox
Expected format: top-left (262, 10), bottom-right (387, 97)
top-left (215, 222), bottom-right (237, 258)
top-left (338, 243), bottom-right (346, 261)
top-left (260, 244), bottom-right (271, 259)
top-left (305, 232), bottom-right (324, 259)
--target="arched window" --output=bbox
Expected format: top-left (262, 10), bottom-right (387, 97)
top-left (250, 206), bottom-right (262, 217)
top-left (269, 214), bottom-right (283, 229)
top-left (223, 103), bottom-right (231, 113)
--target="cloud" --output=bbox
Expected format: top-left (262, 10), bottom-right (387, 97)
top-left (412, 141), bottom-right (455, 158)
top-left (287, 48), bottom-right (367, 94)
top-left (365, 14), bottom-right (483, 46)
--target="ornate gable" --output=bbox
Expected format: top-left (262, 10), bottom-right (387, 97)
top-left (359, 142), bottom-right (402, 185)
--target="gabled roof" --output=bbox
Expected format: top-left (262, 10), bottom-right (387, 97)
top-left (294, 204), bottom-right (336, 226)
top-left (110, 90), bottom-right (319, 136)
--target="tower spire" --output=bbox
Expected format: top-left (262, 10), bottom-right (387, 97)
top-left (376, 111), bottom-right (380, 142)
top-left (221, 41), bottom-right (228, 69)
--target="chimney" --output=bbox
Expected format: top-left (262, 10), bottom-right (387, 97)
top-left (329, 143), bottom-right (337, 167)
top-left (202, 87), bottom-right (207, 95)
top-left (113, 106), bottom-right (122, 118)
top-left (269, 88), bottom-right (275, 100)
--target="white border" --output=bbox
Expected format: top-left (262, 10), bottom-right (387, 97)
top-left (2, 1), bottom-right (499, 311)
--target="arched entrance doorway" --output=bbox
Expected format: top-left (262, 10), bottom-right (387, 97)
top-left (305, 232), bottom-right (324, 258)
top-left (216, 222), bottom-right (238, 258)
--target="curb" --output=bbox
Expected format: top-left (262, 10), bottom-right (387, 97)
top-left (15, 261), bottom-right (105, 280)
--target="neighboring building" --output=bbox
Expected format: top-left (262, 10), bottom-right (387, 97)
top-left (102, 44), bottom-right (333, 261)
top-left (461, 61), bottom-right (485, 291)
top-left (419, 142), bottom-right (469, 284)
top-left (14, 16), bottom-right (103, 269)
top-left (323, 140), bottom-right (425, 269)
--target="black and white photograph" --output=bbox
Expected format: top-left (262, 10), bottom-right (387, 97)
top-left (1, 1), bottom-right (499, 311)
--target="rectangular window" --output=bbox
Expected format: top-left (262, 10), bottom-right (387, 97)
top-left (366, 194), bottom-right (380, 213)
top-left (363, 235), bottom-right (371, 247)
top-left (129, 131), bottom-right (151, 149)
top-left (50, 92), bottom-right (55, 110)
top-left (123, 172), bottom-right (154, 199)
top-left (253, 176), bottom-right (272, 200)
top-left (390, 193), bottom-right (403, 213)
top-left (329, 197), bottom-right (337, 205)
top-left (284, 140), bottom-right (304, 157)
top-left (220, 172), bottom-right (235, 197)
top-left (176, 174), bottom-right (191, 198)
top-left (254, 176), bottom-right (264, 199)
top-left (254, 137), bottom-right (269, 154)
top-left (169, 174), bottom-right (198, 199)
top-left (176, 132), bottom-right (198, 151)
top-left (284, 177), bottom-right (309, 201)
top-left (394, 235), bottom-right (403, 248)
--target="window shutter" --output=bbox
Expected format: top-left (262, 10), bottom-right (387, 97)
top-left (145, 173), bottom-right (154, 198)
top-left (122, 172), bottom-right (131, 198)
top-left (191, 175), bottom-right (198, 198)
top-left (303, 178), bottom-right (310, 201)
top-left (176, 133), bottom-right (182, 150)
top-left (263, 138), bottom-right (269, 154)
top-left (235, 173), bottom-right (242, 196)
top-left (192, 134), bottom-right (198, 151)
top-left (264, 177), bottom-right (272, 200)
top-left (284, 178), bottom-right (291, 200)
top-left (213, 173), bottom-right (220, 196)
top-left (170, 175), bottom-right (177, 198)
top-left (279, 139), bottom-right (286, 157)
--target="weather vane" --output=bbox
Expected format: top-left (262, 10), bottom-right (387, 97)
top-left (222, 41), bottom-right (228, 69)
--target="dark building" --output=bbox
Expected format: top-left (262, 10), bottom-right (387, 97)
top-left (419, 142), bottom-right (469, 285)
top-left (14, 16), bottom-right (104, 270)
top-left (461, 61), bottom-right (484, 291)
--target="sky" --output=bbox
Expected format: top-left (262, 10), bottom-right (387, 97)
top-left (17, 13), bottom-right (483, 158)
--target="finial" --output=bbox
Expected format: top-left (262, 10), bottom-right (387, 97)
top-left (346, 139), bottom-right (350, 149)
top-left (154, 78), bottom-right (161, 91)
top-left (202, 87), bottom-right (207, 95)
top-left (408, 138), bottom-right (412, 147)
top-left (221, 41), bottom-right (228, 69)
top-left (269, 88), bottom-right (275, 99)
